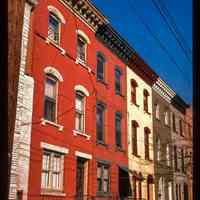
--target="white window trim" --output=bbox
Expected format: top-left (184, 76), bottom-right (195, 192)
top-left (73, 129), bottom-right (91, 140)
top-left (75, 85), bottom-right (89, 97)
top-left (41, 142), bottom-right (69, 154)
top-left (75, 151), bottom-right (92, 159)
top-left (48, 5), bottom-right (66, 24)
top-left (44, 66), bottom-right (64, 82)
top-left (77, 29), bottom-right (91, 44)
top-left (41, 118), bottom-right (64, 131)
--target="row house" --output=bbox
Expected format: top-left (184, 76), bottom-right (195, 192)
top-left (170, 96), bottom-right (190, 200)
top-left (126, 55), bottom-right (158, 200)
top-left (152, 78), bottom-right (176, 200)
top-left (9, 1), bottom-right (192, 200)
top-left (23, 0), bottom-right (133, 200)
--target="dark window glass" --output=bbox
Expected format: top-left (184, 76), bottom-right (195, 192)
top-left (173, 113), bottom-right (176, 132)
top-left (97, 55), bottom-right (105, 81)
top-left (75, 92), bottom-right (84, 132)
top-left (174, 145), bottom-right (178, 171)
top-left (115, 68), bottom-right (121, 95)
top-left (143, 90), bottom-right (149, 112)
top-left (96, 103), bottom-right (105, 142)
top-left (97, 163), bottom-right (109, 193)
top-left (181, 149), bottom-right (185, 173)
top-left (132, 121), bottom-right (138, 155)
top-left (144, 128), bottom-right (150, 160)
top-left (44, 76), bottom-right (57, 122)
top-left (179, 119), bottom-right (183, 136)
top-left (115, 112), bottom-right (122, 147)
top-left (48, 13), bottom-right (60, 43)
top-left (131, 80), bottom-right (137, 104)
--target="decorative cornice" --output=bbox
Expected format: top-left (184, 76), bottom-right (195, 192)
top-left (153, 78), bottom-right (176, 103)
top-left (95, 24), bottom-right (134, 64)
top-left (59, 0), bottom-right (108, 31)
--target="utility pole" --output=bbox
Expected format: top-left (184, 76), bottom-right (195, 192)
top-left (193, 0), bottom-right (200, 199)
top-left (7, 0), bottom-right (25, 199)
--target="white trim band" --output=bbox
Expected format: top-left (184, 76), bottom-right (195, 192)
top-left (75, 151), bottom-right (92, 160)
top-left (41, 142), bottom-right (69, 154)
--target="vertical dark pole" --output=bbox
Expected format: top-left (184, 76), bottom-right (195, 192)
top-left (193, 0), bottom-right (200, 200)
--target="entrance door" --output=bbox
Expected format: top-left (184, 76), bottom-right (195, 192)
top-left (76, 157), bottom-right (88, 200)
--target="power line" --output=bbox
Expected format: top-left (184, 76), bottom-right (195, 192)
top-left (150, 0), bottom-right (192, 63)
top-left (127, 0), bottom-right (192, 89)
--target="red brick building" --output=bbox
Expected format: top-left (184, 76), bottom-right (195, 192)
top-left (26, 0), bottom-right (133, 199)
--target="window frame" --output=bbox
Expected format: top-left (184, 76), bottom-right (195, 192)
top-left (143, 89), bottom-right (149, 113)
top-left (77, 35), bottom-right (87, 63)
top-left (132, 121), bottom-right (139, 156)
top-left (48, 12), bottom-right (61, 44)
top-left (115, 67), bottom-right (122, 95)
top-left (131, 79), bottom-right (138, 105)
top-left (155, 103), bottom-right (160, 120)
top-left (96, 53), bottom-right (106, 81)
top-left (96, 103), bottom-right (106, 143)
top-left (75, 91), bottom-right (85, 132)
top-left (44, 74), bottom-right (58, 123)
top-left (115, 112), bottom-right (122, 148)
top-left (144, 128), bottom-right (150, 160)
top-left (41, 150), bottom-right (64, 191)
top-left (97, 163), bottom-right (110, 193)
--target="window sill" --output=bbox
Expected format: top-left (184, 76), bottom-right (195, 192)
top-left (144, 110), bottom-right (151, 115)
top-left (131, 102), bottom-right (140, 107)
top-left (41, 118), bottom-right (64, 131)
top-left (96, 141), bottom-right (108, 148)
top-left (133, 153), bottom-right (141, 158)
top-left (41, 191), bottom-right (66, 197)
top-left (96, 192), bottom-right (112, 197)
top-left (115, 146), bottom-right (126, 153)
top-left (97, 79), bottom-right (109, 88)
top-left (45, 38), bottom-right (66, 55)
top-left (73, 129), bottom-right (91, 140)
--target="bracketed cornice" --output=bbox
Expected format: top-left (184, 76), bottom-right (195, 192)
top-left (95, 24), bottom-right (134, 64)
top-left (59, 0), bottom-right (108, 31)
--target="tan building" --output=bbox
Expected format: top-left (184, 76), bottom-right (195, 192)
top-left (152, 78), bottom-right (176, 200)
top-left (127, 60), bottom-right (157, 200)
top-left (170, 96), bottom-right (190, 200)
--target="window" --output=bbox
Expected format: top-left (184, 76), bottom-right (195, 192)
top-left (166, 144), bottom-right (170, 166)
top-left (77, 35), bottom-right (87, 62)
top-left (157, 138), bottom-right (161, 161)
top-left (115, 112), bottom-right (122, 148)
top-left (164, 110), bottom-right (169, 125)
top-left (97, 163), bottom-right (109, 193)
top-left (41, 150), bottom-right (63, 190)
top-left (155, 104), bottom-right (160, 119)
top-left (97, 53), bottom-right (105, 81)
top-left (115, 68), bottom-right (122, 95)
top-left (172, 113), bottom-right (176, 132)
top-left (143, 90), bottom-right (149, 113)
top-left (132, 121), bottom-right (139, 155)
top-left (44, 74), bottom-right (58, 122)
top-left (75, 91), bottom-right (85, 132)
top-left (179, 119), bottom-right (183, 136)
top-left (132, 175), bottom-right (142, 200)
top-left (174, 145), bottom-right (178, 171)
top-left (144, 128), bottom-right (150, 160)
top-left (48, 12), bottom-right (60, 44)
top-left (181, 149), bottom-right (185, 173)
top-left (96, 103), bottom-right (105, 142)
top-left (131, 79), bottom-right (137, 104)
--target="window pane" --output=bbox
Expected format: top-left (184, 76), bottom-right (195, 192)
top-left (77, 37), bottom-right (86, 61)
top-left (44, 98), bottom-right (56, 122)
top-left (97, 56), bottom-right (104, 80)
top-left (96, 104), bottom-right (104, 141)
top-left (48, 14), bottom-right (59, 43)
top-left (115, 113), bottom-right (121, 147)
top-left (115, 69), bottom-right (121, 94)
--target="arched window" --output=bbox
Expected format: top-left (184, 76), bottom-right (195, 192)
top-left (48, 12), bottom-right (61, 44)
top-left (155, 103), bottom-right (160, 119)
top-left (143, 89), bottom-right (149, 113)
top-left (166, 144), bottom-right (170, 166)
top-left (164, 110), bottom-right (169, 125)
top-left (131, 79), bottom-right (138, 104)
top-left (144, 127), bottom-right (151, 160)
top-left (44, 73), bottom-right (58, 122)
top-left (96, 53), bottom-right (106, 81)
top-left (157, 137), bottom-right (161, 161)
top-left (77, 35), bottom-right (87, 63)
top-left (74, 85), bottom-right (89, 132)
top-left (75, 91), bottom-right (85, 132)
top-left (132, 120), bottom-right (139, 155)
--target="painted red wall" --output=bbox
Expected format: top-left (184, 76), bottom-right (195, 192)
top-left (27, 0), bottom-right (128, 199)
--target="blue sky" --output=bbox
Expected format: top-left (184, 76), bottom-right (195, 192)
top-left (91, 0), bottom-right (192, 104)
